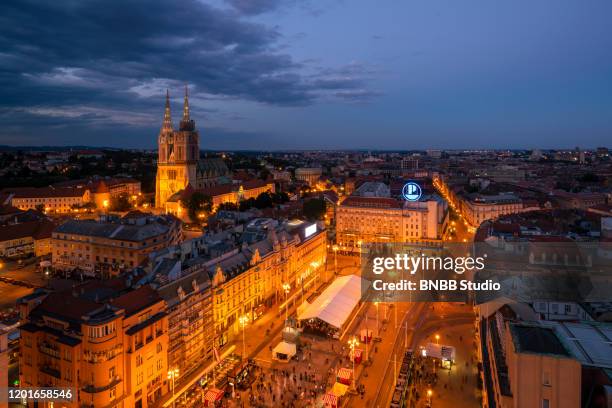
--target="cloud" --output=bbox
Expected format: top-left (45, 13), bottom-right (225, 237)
top-left (0, 0), bottom-right (381, 146)
top-left (225, 0), bottom-right (285, 15)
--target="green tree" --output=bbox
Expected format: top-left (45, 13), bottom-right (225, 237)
top-left (181, 192), bottom-right (212, 222)
top-left (111, 193), bottom-right (131, 212)
top-left (303, 198), bottom-right (326, 221)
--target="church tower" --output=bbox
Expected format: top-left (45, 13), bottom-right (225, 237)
top-left (155, 87), bottom-right (200, 208)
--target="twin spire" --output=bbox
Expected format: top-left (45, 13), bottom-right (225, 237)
top-left (161, 85), bottom-right (193, 132)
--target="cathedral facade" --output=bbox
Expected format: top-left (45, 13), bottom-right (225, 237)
top-left (155, 88), bottom-right (230, 208)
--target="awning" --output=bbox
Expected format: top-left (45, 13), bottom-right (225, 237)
top-left (298, 275), bottom-right (368, 329)
top-left (337, 368), bottom-right (353, 381)
top-left (322, 393), bottom-right (338, 407)
top-left (204, 388), bottom-right (224, 402)
top-left (331, 382), bottom-right (349, 397)
top-left (272, 341), bottom-right (297, 359)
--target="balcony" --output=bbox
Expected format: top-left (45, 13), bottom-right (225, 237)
top-left (40, 365), bottom-right (61, 379)
top-left (38, 344), bottom-right (61, 359)
top-left (81, 376), bottom-right (122, 394)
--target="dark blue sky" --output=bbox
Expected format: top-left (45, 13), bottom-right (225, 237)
top-left (1, 0), bottom-right (611, 150)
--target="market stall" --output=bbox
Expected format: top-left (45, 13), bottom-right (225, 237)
top-left (272, 341), bottom-right (297, 362)
top-left (336, 367), bottom-right (353, 386)
top-left (202, 388), bottom-right (224, 407)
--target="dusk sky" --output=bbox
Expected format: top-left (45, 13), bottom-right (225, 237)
top-left (1, 0), bottom-right (612, 150)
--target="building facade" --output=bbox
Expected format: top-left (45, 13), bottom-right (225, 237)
top-left (18, 286), bottom-right (168, 408)
top-left (208, 220), bottom-right (326, 347)
top-left (336, 195), bottom-right (448, 247)
top-left (51, 214), bottom-right (181, 277)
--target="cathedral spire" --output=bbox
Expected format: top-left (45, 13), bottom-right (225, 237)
top-left (162, 89), bottom-right (173, 132)
top-left (182, 84), bottom-right (190, 122)
top-left (179, 84), bottom-right (195, 131)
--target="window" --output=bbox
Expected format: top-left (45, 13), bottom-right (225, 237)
top-left (109, 387), bottom-right (116, 400)
top-left (136, 355), bottom-right (143, 367)
top-left (542, 399), bottom-right (550, 408)
top-left (137, 372), bottom-right (144, 385)
top-left (543, 371), bottom-right (550, 386)
top-left (109, 366), bottom-right (116, 379)
top-left (565, 304), bottom-right (572, 314)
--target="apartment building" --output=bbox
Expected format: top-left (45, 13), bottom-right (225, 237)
top-left (207, 219), bottom-right (326, 347)
top-left (18, 285), bottom-right (168, 408)
top-left (51, 214), bottom-right (181, 277)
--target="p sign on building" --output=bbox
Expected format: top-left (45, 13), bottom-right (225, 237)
top-left (402, 182), bottom-right (422, 202)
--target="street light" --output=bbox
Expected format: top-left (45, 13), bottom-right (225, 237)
top-left (332, 245), bottom-right (339, 275)
top-left (239, 315), bottom-right (249, 361)
top-left (167, 367), bottom-right (179, 408)
top-left (435, 334), bottom-right (440, 345)
top-left (427, 389), bottom-right (433, 405)
top-left (282, 283), bottom-right (291, 323)
top-left (348, 336), bottom-right (359, 391)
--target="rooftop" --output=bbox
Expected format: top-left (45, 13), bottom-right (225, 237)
top-left (509, 323), bottom-right (571, 357)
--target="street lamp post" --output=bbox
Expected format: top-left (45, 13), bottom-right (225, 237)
top-left (167, 368), bottom-right (179, 408)
top-left (282, 283), bottom-right (291, 323)
top-left (427, 389), bottom-right (433, 405)
top-left (348, 336), bottom-right (359, 391)
top-left (239, 315), bottom-right (249, 361)
top-left (435, 334), bottom-right (440, 345)
top-left (332, 245), bottom-right (338, 275)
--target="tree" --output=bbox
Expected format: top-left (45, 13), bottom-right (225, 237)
top-left (303, 198), bottom-right (326, 221)
top-left (181, 192), bottom-right (212, 222)
top-left (217, 202), bottom-right (239, 212)
top-left (111, 193), bottom-right (131, 212)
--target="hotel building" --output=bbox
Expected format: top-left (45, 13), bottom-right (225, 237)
top-left (336, 195), bottom-right (448, 247)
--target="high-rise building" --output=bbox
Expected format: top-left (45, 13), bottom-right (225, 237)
top-left (155, 88), bottom-right (230, 208)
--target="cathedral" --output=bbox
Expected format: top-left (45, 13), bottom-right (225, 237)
top-left (155, 88), bottom-right (230, 208)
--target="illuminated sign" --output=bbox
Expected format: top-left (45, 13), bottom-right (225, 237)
top-left (304, 223), bottom-right (317, 238)
top-left (402, 182), bottom-right (422, 202)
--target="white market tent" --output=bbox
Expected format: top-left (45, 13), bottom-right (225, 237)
top-left (272, 341), bottom-right (297, 361)
top-left (298, 275), bottom-right (367, 330)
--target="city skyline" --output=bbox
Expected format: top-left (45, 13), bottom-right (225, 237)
top-left (1, 0), bottom-right (612, 150)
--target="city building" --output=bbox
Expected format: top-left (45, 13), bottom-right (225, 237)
top-left (462, 193), bottom-right (525, 227)
top-left (163, 179), bottom-right (275, 217)
top-left (336, 195), bottom-right (448, 247)
top-left (18, 285), bottom-right (169, 408)
top-left (51, 213), bottom-right (181, 277)
top-left (505, 323), bottom-right (581, 408)
top-left (294, 167), bottom-right (323, 186)
top-left (207, 219), bottom-right (326, 347)
top-left (0, 219), bottom-right (55, 258)
top-left (150, 260), bottom-right (213, 377)
top-left (155, 89), bottom-right (231, 208)
top-left (1, 187), bottom-right (91, 214)
top-left (0, 325), bottom-right (8, 408)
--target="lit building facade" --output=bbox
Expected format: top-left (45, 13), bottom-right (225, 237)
top-left (3, 187), bottom-right (90, 213)
top-left (51, 214), bottom-right (181, 277)
top-left (336, 196), bottom-right (448, 247)
top-left (18, 286), bottom-right (169, 408)
top-left (208, 220), bottom-right (326, 347)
